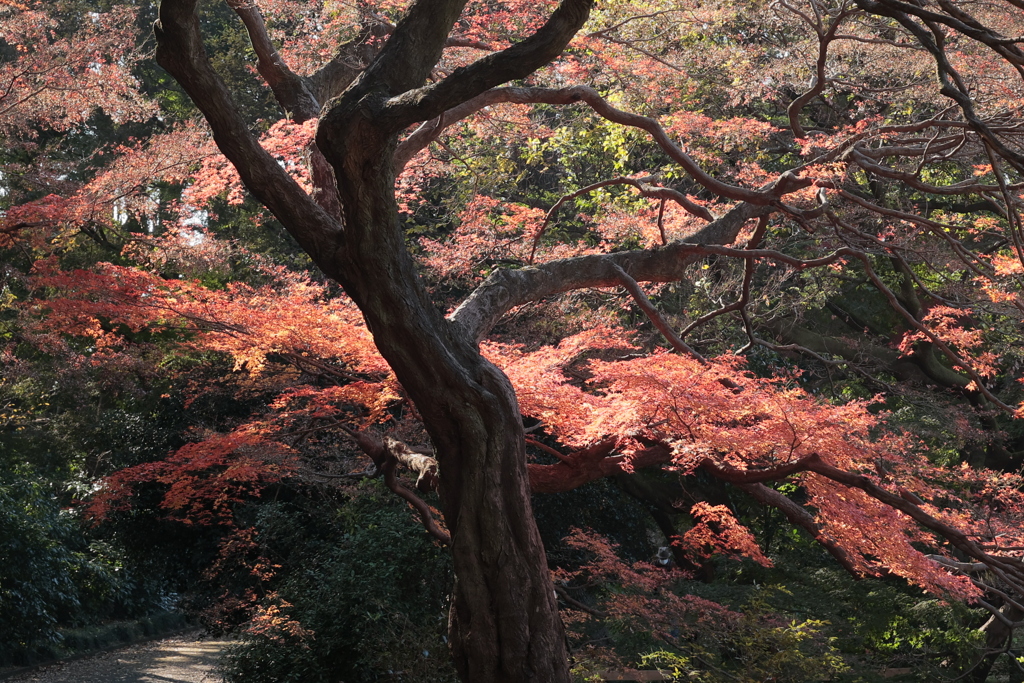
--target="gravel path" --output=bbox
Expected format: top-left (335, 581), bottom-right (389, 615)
top-left (5, 631), bottom-right (231, 683)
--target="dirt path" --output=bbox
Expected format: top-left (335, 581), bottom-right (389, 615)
top-left (5, 631), bottom-right (231, 683)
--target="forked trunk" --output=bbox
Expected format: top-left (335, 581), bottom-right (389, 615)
top-left (151, 0), bottom-right (588, 678)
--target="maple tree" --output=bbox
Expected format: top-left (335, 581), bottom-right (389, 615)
top-left (6, 0), bottom-right (1024, 679)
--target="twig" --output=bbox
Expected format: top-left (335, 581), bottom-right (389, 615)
top-left (612, 263), bottom-right (706, 363)
top-left (554, 584), bottom-right (608, 618)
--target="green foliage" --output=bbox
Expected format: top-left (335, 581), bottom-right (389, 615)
top-left (705, 559), bottom-right (986, 680)
top-left (220, 484), bottom-right (456, 683)
top-left (0, 476), bottom-right (159, 665)
top-left (638, 591), bottom-right (848, 683)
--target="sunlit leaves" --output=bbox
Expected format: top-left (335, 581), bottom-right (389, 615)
top-left (0, 6), bottom-right (153, 136)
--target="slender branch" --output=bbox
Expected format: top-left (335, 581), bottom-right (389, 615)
top-left (554, 584), bottom-right (608, 618)
top-left (612, 263), bottom-right (707, 363)
top-left (786, 7), bottom-right (855, 138)
top-left (850, 251), bottom-right (1015, 412)
top-left (680, 215), bottom-right (768, 339)
top-left (528, 175), bottom-right (713, 263)
top-left (396, 85), bottom-right (811, 204)
top-left (737, 481), bottom-right (861, 577)
top-left (526, 437), bottom-right (575, 464)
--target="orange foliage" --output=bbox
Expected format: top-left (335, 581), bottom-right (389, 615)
top-left (682, 502), bottom-right (772, 567)
top-left (25, 255), bottom-right (388, 378)
top-left (488, 326), bottom-right (1019, 598)
top-left (85, 428), bottom-right (298, 526)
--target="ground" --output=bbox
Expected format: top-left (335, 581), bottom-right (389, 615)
top-left (3, 631), bottom-right (230, 683)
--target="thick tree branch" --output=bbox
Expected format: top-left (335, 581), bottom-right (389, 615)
top-left (528, 441), bottom-right (673, 494)
top-left (379, 0), bottom-right (594, 128)
top-left (449, 200), bottom-right (826, 343)
top-left (353, 0), bottom-right (468, 98)
top-left (154, 0), bottom-right (341, 262)
top-left (526, 437), bottom-right (1023, 593)
top-left (225, 0), bottom-right (319, 120)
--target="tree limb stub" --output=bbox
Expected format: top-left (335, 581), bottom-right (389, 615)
top-left (383, 456), bottom-right (450, 545)
top-left (384, 436), bottom-right (440, 492)
top-left (345, 429), bottom-right (446, 542)
top-left (343, 428), bottom-right (441, 493)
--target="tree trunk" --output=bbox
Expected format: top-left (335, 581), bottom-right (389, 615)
top-left (437, 366), bottom-right (570, 682)
top-left (319, 119), bottom-right (570, 682)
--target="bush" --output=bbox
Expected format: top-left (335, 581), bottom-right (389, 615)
top-left (220, 483), bottom-right (457, 683)
top-left (0, 476), bottom-right (160, 665)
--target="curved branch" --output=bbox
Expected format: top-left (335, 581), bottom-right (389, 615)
top-left (786, 8), bottom-right (854, 138)
top-left (379, 0), bottom-right (594, 128)
top-left (449, 203), bottom-right (845, 343)
top-left (396, 85), bottom-right (812, 204)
